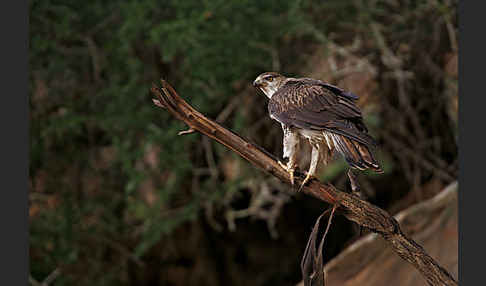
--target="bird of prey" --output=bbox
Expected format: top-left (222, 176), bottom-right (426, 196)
top-left (253, 72), bottom-right (382, 191)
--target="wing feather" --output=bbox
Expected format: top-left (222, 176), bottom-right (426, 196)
top-left (268, 79), bottom-right (376, 147)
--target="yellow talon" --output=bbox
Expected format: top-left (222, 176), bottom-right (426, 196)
top-left (289, 169), bottom-right (294, 185)
top-left (278, 160), bottom-right (295, 185)
top-left (298, 173), bottom-right (313, 192)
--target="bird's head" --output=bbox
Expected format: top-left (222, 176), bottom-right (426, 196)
top-left (253, 72), bottom-right (287, 98)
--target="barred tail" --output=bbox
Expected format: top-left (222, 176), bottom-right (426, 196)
top-left (329, 133), bottom-right (383, 173)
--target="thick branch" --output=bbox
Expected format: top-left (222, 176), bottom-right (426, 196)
top-left (150, 80), bottom-right (457, 286)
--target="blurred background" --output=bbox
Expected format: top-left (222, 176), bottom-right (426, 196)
top-left (29, 0), bottom-right (458, 285)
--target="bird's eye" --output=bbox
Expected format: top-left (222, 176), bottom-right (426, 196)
top-left (267, 76), bottom-right (274, 82)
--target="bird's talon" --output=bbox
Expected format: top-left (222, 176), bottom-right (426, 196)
top-left (298, 174), bottom-right (313, 192)
top-left (278, 160), bottom-right (296, 185)
top-left (289, 169), bottom-right (295, 185)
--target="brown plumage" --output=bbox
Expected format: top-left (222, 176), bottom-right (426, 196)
top-left (253, 72), bottom-right (382, 190)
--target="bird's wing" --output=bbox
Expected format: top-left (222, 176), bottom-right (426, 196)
top-left (268, 79), bottom-right (376, 147)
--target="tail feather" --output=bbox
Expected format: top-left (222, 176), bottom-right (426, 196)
top-left (329, 133), bottom-right (383, 173)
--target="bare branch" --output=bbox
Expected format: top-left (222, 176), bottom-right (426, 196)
top-left (178, 128), bottom-right (195, 136)
top-left (150, 80), bottom-right (457, 286)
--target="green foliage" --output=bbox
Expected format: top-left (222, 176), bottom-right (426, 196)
top-left (30, 0), bottom-right (317, 284)
top-left (30, 0), bottom-right (457, 284)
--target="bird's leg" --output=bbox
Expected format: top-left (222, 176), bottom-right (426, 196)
top-left (280, 125), bottom-right (300, 185)
top-left (299, 144), bottom-right (320, 191)
top-left (279, 152), bottom-right (298, 185)
top-left (347, 169), bottom-right (366, 237)
top-left (347, 169), bottom-right (364, 199)
top-left (278, 159), bottom-right (297, 185)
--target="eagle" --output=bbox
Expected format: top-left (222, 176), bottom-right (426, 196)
top-left (253, 72), bottom-right (382, 191)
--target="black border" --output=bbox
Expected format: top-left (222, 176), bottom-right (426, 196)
top-left (459, 1), bottom-right (484, 285)
top-left (0, 1), bottom-right (474, 285)
top-left (0, 1), bottom-right (29, 285)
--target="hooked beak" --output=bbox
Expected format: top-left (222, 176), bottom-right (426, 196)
top-left (253, 79), bottom-right (261, 88)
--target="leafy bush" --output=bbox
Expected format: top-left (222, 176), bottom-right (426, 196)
top-left (29, 0), bottom-right (457, 285)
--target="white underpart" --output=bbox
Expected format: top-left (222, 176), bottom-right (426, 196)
top-left (282, 127), bottom-right (337, 177)
top-left (296, 129), bottom-right (324, 177)
top-left (260, 85), bottom-right (279, 98)
top-left (329, 133), bottom-right (344, 156)
top-left (297, 129), bottom-right (334, 150)
top-left (307, 144), bottom-right (320, 177)
top-left (282, 124), bottom-right (299, 159)
top-left (323, 133), bottom-right (333, 150)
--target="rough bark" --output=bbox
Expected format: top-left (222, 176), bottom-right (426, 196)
top-left (297, 181), bottom-right (458, 286)
top-left (150, 79), bottom-right (458, 286)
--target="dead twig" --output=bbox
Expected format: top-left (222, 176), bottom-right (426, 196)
top-left (301, 204), bottom-right (338, 286)
top-left (150, 79), bottom-right (457, 286)
top-left (178, 128), bottom-right (195, 135)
